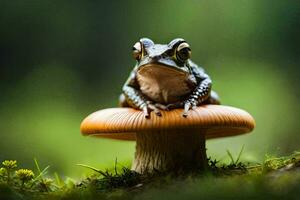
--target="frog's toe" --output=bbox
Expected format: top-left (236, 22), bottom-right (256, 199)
top-left (142, 106), bottom-right (150, 119)
top-left (182, 101), bottom-right (193, 117)
top-left (148, 104), bottom-right (162, 117)
top-left (154, 110), bottom-right (162, 116)
top-left (182, 109), bottom-right (191, 118)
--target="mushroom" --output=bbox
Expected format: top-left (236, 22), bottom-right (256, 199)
top-left (80, 105), bottom-right (255, 173)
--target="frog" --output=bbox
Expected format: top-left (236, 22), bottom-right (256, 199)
top-left (119, 38), bottom-right (220, 118)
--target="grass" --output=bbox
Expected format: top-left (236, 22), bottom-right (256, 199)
top-left (0, 151), bottom-right (300, 200)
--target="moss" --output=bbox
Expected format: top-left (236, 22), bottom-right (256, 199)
top-left (0, 151), bottom-right (300, 200)
top-left (263, 151), bottom-right (300, 172)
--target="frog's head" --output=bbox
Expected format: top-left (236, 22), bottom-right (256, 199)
top-left (132, 38), bottom-right (192, 74)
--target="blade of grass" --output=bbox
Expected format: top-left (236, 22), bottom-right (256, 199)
top-left (76, 164), bottom-right (108, 177)
top-left (34, 166), bottom-right (50, 181)
top-left (226, 150), bottom-right (235, 164)
top-left (33, 158), bottom-right (50, 181)
top-left (236, 145), bottom-right (245, 164)
top-left (34, 158), bottom-right (42, 175)
top-left (54, 172), bottom-right (64, 187)
top-left (114, 158), bottom-right (118, 175)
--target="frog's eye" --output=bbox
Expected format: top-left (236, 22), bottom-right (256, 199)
top-left (132, 42), bottom-right (142, 60)
top-left (176, 42), bottom-right (191, 62)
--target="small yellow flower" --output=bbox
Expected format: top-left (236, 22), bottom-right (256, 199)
top-left (15, 169), bottom-right (34, 182)
top-left (2, 160), bottom-right (17, 170)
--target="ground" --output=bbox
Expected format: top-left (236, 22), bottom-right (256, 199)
top-left (0, 151), bottom-right (299, 200)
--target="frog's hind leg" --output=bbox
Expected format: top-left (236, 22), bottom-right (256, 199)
top-left (203, 90), bottom-right (221, 105)
top-left (119, 94), bottom-right (130, 107)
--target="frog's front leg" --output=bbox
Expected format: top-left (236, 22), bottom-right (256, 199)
top-left (121, 71), bottom-right (162, 118)
top-left (122, 87), bottom-right (163, 118)
top-left (165, 90), bottom-right (220, 114)
top-left (182, 67), bottom-right (213, 117)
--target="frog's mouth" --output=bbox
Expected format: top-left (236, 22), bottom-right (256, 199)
top-left (138, 63), bottom-right (189, 76)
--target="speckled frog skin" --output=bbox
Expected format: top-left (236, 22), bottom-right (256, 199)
top-left (119, 38), bottom-right (220, 118)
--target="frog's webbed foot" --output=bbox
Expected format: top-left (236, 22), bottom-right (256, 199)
top-left (142, 100), bottom-right (199, 118)
top-left (166, 101), bottom-right (194, 117)
top-left (182, 100), bottom-right (197, 118)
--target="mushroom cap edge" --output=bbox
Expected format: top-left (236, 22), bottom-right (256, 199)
top-left (80, 105), bottom-right (255, 140)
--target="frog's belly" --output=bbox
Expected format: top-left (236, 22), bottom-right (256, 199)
top-left (137, 66), bottom-right (196, 104)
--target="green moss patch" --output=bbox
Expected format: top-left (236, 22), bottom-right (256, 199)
top-left (1, 151), bottom-right (300, 200)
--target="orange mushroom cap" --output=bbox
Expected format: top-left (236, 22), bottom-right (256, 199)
top-left (80, 105), bottom-right (255, 140)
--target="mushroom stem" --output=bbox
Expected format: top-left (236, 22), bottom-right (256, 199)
top-left (132, 129), bottom-right (207, 173)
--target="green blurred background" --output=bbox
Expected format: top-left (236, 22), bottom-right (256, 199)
top-left (0, 0), bottom-right (299, 178)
